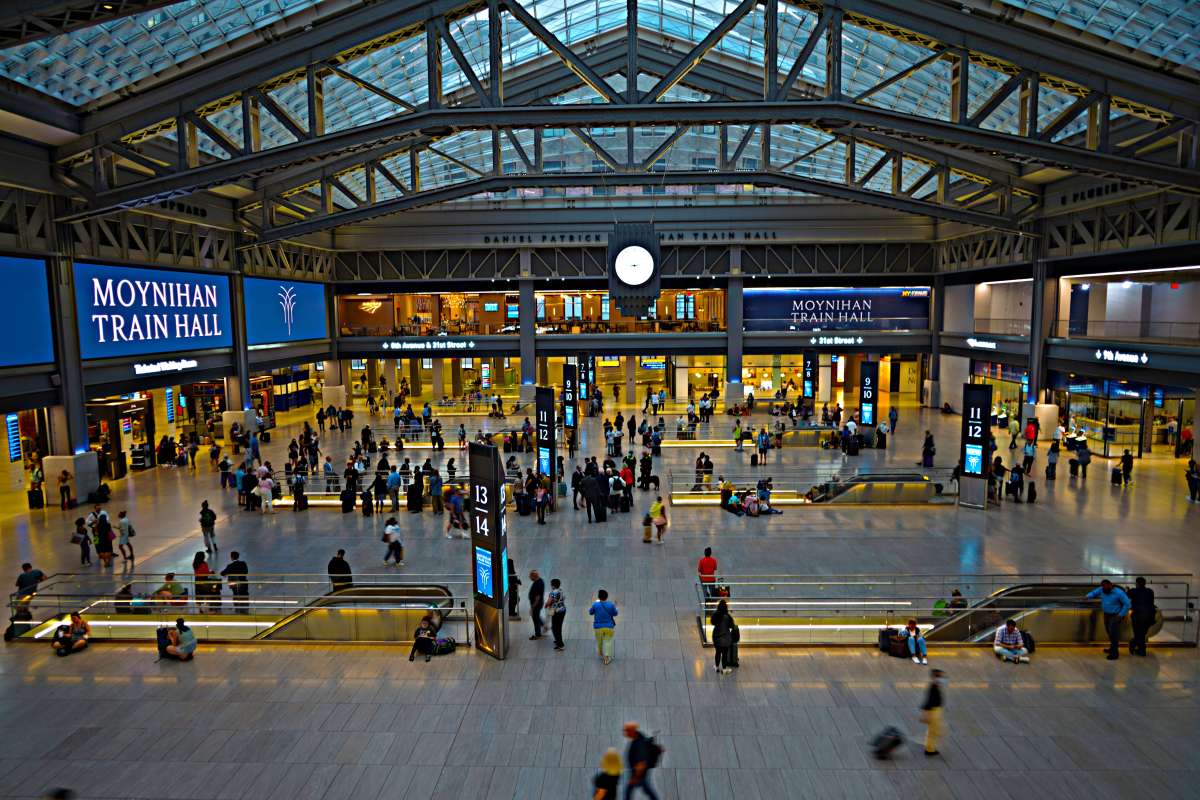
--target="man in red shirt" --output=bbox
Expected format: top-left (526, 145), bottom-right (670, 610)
top-left (698, 547), bottom-right (718, 598)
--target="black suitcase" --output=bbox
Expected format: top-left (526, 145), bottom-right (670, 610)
top-left (750, 453), bottom-right (759, 467)
top-left (619, 494), bottom-right (631, 513)
top-left (261, 431), bottom-right (271, 443)
top-left (295, 493), bottom-right (308, 511)
top-left (340, 489), bottom-right (355, 513)
top-left (361, 491), bottom-right (373, 516)
top-left (878, 627), bottom-right (897, 652)
top-left (595, 502), bottom-right (607, 522)
top-left (27, 488), bottom-right (44, 509)
top-left (368, 441), bottom-right (377, 453)
top-left (1021, 630), bottom-right (1036, 654)
top-left (1045, 463), bottom-right (1055, 481)
top-left (871, 726), bottom-right (904, 760)
top-left (1111, 467), bottom-right (1122, 486)
top-left (1026, 482), bottom-right (1037, 503)
top-left (846, 437), bottom-right (860, 456)
top-left (1069, 458), bottom-right (1079, 477)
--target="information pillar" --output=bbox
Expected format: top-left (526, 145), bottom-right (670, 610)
top-left (562, 363), bottom-right (578, 437)
top-left (469, 442), bottom-right (510, 658)
top-left (859, 360), bottom-right (879, 427)
top-left (959, 383), bottom-right (993, 510)
top-left (536, 386), bottom-right (557, 498)
top-left (802, 350), bottom-right (817, 402)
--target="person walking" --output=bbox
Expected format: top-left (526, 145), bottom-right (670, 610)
top-left (1076, 441), bottom-right (1092, 479)
top-left (592, 748), bottom-right (621, 800)
top-left (1120, 448), bottom-right (1134, 486)
top-left (71, 517), bottom-right (91, 565)
top-left (648, 496), bottom-right (668, 544)
top-left (93, 513), bottom-right (115, 567)
top-left (1128, 576), bottom-right (1156, 657)
top-left (198, 500), bottom-right (217, 554)
top-left (888, 405), bottom-right (898, 436)
top-left (547, 578), bottom-right (566, 651)
top-left (220, 551), bottom-right (249, 609)
top-left (56, 470), bottom-right (72, 510)
top-left (15, 562), bottom-right (46, 597)
top-left (1086, 579), bottom-right (1131, 660)
top-left (328, 549), bottom-right (353, 592)
top-left (116, 510), bottom-right (135, 562)
top-left (710, 599), bottom-right (736, 674)
top-left (382, 517), bottom-right (405, 566)
top-left (1186, 458), bottom-right (1200, 503)
top-left (528, 570), bottom-right (546, 640)
top-left (623, 722), bottom-right (661, 800)
top-left (920, 669), bottom-right (946, 757)
top-left (588, 589), bottom-right (618, 665)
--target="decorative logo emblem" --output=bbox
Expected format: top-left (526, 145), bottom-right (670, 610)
top-left (361, 301), bottom-right (383, 314)
top-left (278, 286), bottom-right (297, 335)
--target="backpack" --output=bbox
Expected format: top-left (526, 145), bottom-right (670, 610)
top-left (643, 736), bottom-right (664, 769)
top-left (434, 636), bottom-right (457, 655)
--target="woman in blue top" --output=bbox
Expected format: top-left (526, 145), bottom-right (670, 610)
top-left (162, 618), bottom-right (197, 661)
top-left (588, 589), bottom-right (618, 665)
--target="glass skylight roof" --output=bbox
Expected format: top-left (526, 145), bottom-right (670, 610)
top-left (0, 0), bottom-right (323, 106)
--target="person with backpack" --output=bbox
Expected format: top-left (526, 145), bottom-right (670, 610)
top-left (710, 599), bottom-right (737, 674)
top-left (381, 517), bottom-right (404, 566)
top-left (623, 722), bottom-right (662, 799)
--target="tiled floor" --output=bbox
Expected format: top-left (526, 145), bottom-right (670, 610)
top-left (2, 397), bottom-right (1198, 799)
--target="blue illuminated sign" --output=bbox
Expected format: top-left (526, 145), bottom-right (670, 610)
top-left (538, 446), bottom-right (551, 477)
top-left (474, 546), bottom-right (494, 598)
top-left (564, 403), bottom-right (575, 429)
top-left (743, 287), bottom-right (930, 332)
top-left (165, 387), bottom-right (175, 423)
top-left (5, 414), bottom-right (20, 462)
top-left (0, 256), bottom-right (54, 367)
top-left (964, 443), bottom-right (983, 476)
top-left (243, 277), bottom-right (328, 345)
top-left (73, 262), bottom-right (232, 360)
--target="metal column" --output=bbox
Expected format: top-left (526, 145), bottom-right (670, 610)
top-left (725, 271), bottom-right (744, 403)
top-left (519, 273), bottom-right (536, 402)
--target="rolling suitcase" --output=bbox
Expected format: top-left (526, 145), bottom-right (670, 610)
top-left (27, 488), bottom-right (44, 509)
top-left (871, 727), bottom-right (904, 760)
top-left (595, 502), bottom-right (607, 522)
top-left (340, 489), bottom-right (355, 513)
top-left (619, 494), bottom-right (631, 513)
top-left (361, 492), bottom-right (373, 516)
top-left (750, 453), bottom-right (759, 467)
top-left (1026, 482), bottom-right (1037, 503)
top-left (1111, 467), bottom-right (1122, 486)
top-left (261, 430), bottom-right (270, 443)
top-left (1068, 458), bottom-right (1079, 477)
top-left (845, 437), bottom-right (860, 456)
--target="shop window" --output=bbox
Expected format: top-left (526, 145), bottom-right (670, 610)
top-left (601, 296), bottom-right (610, 321)
top-left (564, 295), bottom-right (583, 319)
top-left (536, 296), bottom-right (546, 321)
top-left (675, 293), bottom-right (696, 319)
top-left (421, 358), bottom-right (433, 369)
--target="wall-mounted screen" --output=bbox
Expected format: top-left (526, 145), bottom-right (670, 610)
top-left (73, 262), bottom-right (232, 360)
top-left (243, 277), bottom-right (328, 345)
top-left (743, 287), bottom-right (930, 332)
top-left (0, 256), bottom-right (55, 367)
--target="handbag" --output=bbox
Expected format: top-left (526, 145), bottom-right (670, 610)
top-left (127, 526), bottom-right (136, 537)
top-left (70, 531), bottom-right (85, 544)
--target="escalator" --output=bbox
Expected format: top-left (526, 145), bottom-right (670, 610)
top-left (255, 584), bottom-right (455, 641)
top-left (924, 583), bottom-right (1163, 643)
top-left (819, 473), bottom-right (945, 504)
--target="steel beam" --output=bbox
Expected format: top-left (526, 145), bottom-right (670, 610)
top-left (253, 169), bottom-right (1016, 243)
top-left (63, 100), bottom-right (1200, 220)
top-left (829, 0), bottom-right (1200, 121)
top-left (640, 0), bottom-right (759, 103)
top-left (501, 0), bottom-right (620, 102)
top-left (0, 0), bottom-right (180, 48)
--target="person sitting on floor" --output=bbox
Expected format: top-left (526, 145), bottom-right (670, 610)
top-left (159, 618), bottom-right (197, 661)
top-left (52, 612), bottom-right (90, 657)
top-left (903, 618), bottom-right (928, 665)
top-left (993, 618), bottom-right (1030, 663)
top-left (409, 616), bottom-right (438, 662)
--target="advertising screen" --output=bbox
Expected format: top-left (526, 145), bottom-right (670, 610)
top-left (484, 302), bottom-right (500, 312)
top-left (0, 256), bottom-right (54, 367)
top-left (640, 356), bottom-right (666, 370)
top-left (73, 262), bottom-right (232, 360)
top-left (743, 287), bottom-right (930, 332)
top-left (474, 546), bottom-right (494, 598)
top-left (243, 277), bottom-right (328, 345)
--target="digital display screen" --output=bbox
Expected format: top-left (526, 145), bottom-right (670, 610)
top-left (564, 404), bottom-right (575, 428)
top-left (0, 257), bottom-right (54, 367)
top-left (640, 356), bottom-right (666, 370)
top-left (538, 446), bottom-right (551, 477)
top-left (165, 387), bottom-right (175, 423)
top-left (597, 356), bottom-right (620, 367)
top-left (964, 443), bottom-right (984, 476)
top-left (501, 547), bottom-right (509, 597)
top-left (506, 304), bottom-right (519, 319)
top-left (474, 546), bottom-right (494, 598)
top-left (6, 414), bottom-right (20, 462)
top-left (73, 262), bottom-right (232, 360)
top-left (861, 404), bottom-right (874, 426)
top-left (481, 361), bottom-right (491, 390)
top-left (484, 302), bottom-right (500, 312)
top-left (803, 380), bottom-right (813, 397)
top-left (243, 277), bottom-right (328, 345)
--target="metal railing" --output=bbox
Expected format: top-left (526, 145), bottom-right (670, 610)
top-left (973, 318), bottom-right (1033, 335)
top-left (695, 573), bottom-right (1196, 646)
top-left (668, 466), bottom-right (959, 503)
top-left (9, 573), bottom-right (476, 644)
top-left (1055, 319), bottom-right (1200, 344)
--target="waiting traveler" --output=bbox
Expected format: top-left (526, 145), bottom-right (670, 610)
top-left (158, 618), bottom-right (197, 661)
top-left (992, 619), bottom-right (1030, 663)
top-left (1086, 579), bottom-right (1130, 660)
top-left (408, 616), bottom-right (437, 662)
top-left (1128, 576), bottom-right (1156, 657)
top-left (52, 612), bottom-right (90, 657)
top-left (710, 599), bottom-right (737, 675)
top-left (903, 618), bottom-right (928, 664)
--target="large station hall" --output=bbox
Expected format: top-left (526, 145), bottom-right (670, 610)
top-left (0, 1), bottom-right (1198, 798)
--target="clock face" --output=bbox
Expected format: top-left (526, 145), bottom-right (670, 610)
top-left (614, 245), bottom-right (655, 286)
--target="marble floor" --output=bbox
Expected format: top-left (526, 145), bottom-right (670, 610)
top-left (1, 397), bottom-right (1198, 799)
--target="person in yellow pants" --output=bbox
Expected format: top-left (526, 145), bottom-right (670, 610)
top-left (920, 668), bottom-right (945, 756)
top-left (588, 589), bottom-right (619, 665)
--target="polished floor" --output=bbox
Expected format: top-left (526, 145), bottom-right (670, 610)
top-left (1, 394), bottom-right (1198, 799)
